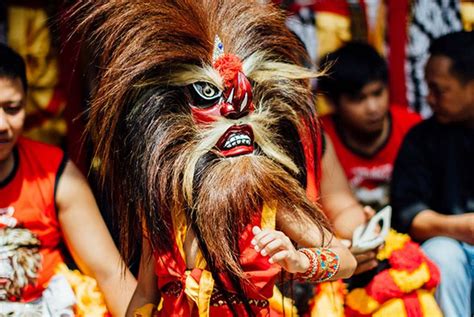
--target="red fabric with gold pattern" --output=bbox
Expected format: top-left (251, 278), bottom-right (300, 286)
top-left (153, 214), bottom-right (280, 316)
top-left (0, 137), bottom-right (65, 302)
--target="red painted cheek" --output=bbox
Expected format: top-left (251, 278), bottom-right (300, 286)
top-left (190, 104), bottom-right (221, 124)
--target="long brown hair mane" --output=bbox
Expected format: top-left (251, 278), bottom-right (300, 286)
top-left (71, 1), bottom-right (330, 314)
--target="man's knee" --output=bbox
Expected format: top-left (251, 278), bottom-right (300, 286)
top-left (421, 238), bottom-right (472, 316)
top-left (421, 236), bottom-right (467, 268)
top-left (422, 236), bottom-right (470, 290)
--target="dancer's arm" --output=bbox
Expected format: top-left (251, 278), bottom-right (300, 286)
top-left (252, 212), bottom-right (356, 280)
top-left (57, 161), bottom-right (137, 316)
top-left (126, 238), bottom-right (160, 316)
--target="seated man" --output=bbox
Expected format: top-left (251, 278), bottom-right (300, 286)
top-left (318, 41), bottom-right (421, 211)
top-left (314, 42), bottom-right (443, 317)
top-left (0, 44), bottom-right (136, 315)
top-left (316, 41), bottom-right (421, 290)
top-left (391, 31), bottom-right (474, 317)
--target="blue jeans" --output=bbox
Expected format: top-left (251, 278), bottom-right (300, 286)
top-left (422, 237), bottom-right (474, 317)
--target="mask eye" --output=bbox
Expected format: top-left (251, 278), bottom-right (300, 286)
top-left (193, 82), bottom-right (220, 99)
top-left (189, 82), bottom-right (222, 108)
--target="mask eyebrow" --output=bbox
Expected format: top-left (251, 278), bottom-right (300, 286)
top-left (243, 51), bottom-right (320, 83)
top-left (167, 64), bottom-right (224, 90)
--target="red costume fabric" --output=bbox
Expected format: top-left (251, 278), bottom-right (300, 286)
top-left (321, 105), bottom-right (420, 208)
top-left (386, 0), bottom-right (410, 108)
top-left (154, 214), bottom-right (280, 316)
top-left (301, 118), bottom-right (323, 203)
top-left (0, 137), bottom-right (66, 302)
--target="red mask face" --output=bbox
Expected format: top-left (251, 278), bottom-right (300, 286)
top-left (189, 54), bottom-right (255, 157)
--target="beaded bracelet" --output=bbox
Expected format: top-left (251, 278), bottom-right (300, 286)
top-left (295, 248), bottom-right (340, 282)
top-left (315, 248), bottom-right (340, 282)
top-left (297, 248), bottom-right (319, 280)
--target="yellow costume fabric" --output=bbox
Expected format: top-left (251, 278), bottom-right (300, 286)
top-left (55, 263), bottom-right (109, 317)
top-left (7, 5), bottom-right (66, 145)
top-left (461, 1), bottom-right (474, 31)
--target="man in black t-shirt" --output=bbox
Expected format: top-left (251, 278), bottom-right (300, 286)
top-left (391, 31), bottom-right (474, 317)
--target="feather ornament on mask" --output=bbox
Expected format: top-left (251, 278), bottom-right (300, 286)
top-left (72, 0), bottom-right (330, 298)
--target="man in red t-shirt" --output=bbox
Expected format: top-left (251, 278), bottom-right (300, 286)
top-left (319, 42), bottom-right (421, 211)
top-left (316, 42), bottom-right (421, 286)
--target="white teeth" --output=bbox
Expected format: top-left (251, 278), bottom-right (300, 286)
top-left (240, 93), bottom-right (248, 112)
top-left (222, 133), bottom-right (252, 149)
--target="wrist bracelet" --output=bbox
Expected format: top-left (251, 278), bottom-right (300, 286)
top-left (295, 248), bottom-right (340, 282)
top-left (296, 248), bottom-right (319, 280)
top-left (315, 248), bottom-right (340, 282)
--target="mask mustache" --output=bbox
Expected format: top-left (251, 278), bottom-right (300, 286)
top-left (182, 110), bottom-right (298, 204)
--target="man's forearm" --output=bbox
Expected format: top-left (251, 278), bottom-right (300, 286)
top-left (330, 202), bottom-right (366, 240)
top-left (410, 210), bottom-right (459, 241)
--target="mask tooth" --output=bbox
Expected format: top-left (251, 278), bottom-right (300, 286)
top-left (226, 88), bottom-right (234, 103)
top-left (240, 93), bottom-right (248, 112)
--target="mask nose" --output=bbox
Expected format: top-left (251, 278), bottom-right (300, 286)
top-left (220, 72), bottom-right (254, 120)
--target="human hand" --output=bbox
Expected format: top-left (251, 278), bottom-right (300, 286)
top-left (351, 206), bottom-right (382, 274)
top-left (363, 206), bottom-right (376, 220)
top-left (251, 226), bottom-right (309, 274)
top-left (353, 248), bottom-right (380, 274)
top-left (341, 238), bottom-right (380, 275)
